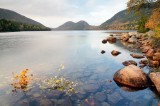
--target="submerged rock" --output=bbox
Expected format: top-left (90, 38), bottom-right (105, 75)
top-left (149, 72), bottom-right (160, 94)
top-left (16, 99), bottom-right (29, 106)
top-left (130, 54), bottom-right (145, 59)
top-left (102, 102), bottom-right (110, 106)
top-left (83, 84), bottom-right (99, 93)
top-left (40, 99), bottom-right (53, 106)
top-left (122, 60), bottom-right (137, 66)
top-left (32, 93), bottom-right (41, 98)
top-left (107, 92), bottom-right (122, 104)
top-left (94, 92), bottom-right (106, 102)
top-left (111, 50), bottom-right (121, 56)
top-left (113, 65), bottom-right (148, 88)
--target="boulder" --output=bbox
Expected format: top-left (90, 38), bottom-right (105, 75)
top-left (141, 40), bottom-right (150, 46)
top-left (136, 34), bottom-right (142, 39)
top-left (130, 54), bottom-right (145, 59)
top-left (141, 46), bottom-right (152, 53)
top-left (145, 49), bottom-right (155, 58)
top-left (107, 37), bottom-right (117, 43)
top-left (153, 52), bottom-right (160, 61)
top-left (139, 60), bottom-right (148, 65)
top-left (121, 33), bottom-right (129, 41)
top-left (149, 72), bottom-right (160, 93)
top-left (101, 50), bottom-right (105, 54)
top-left (129, 32), bottom-right (137, 36)
top-left (128, 36), bottom-right (137, 44)
top-left (102, 39), bottom-right (107, 44)
top-left (113, 65), bottom-right (148, 88)
top-left (149, 60), bottom-right (159, 67)
top-left (139, 64), bottom-right (146, 68)
top-left (122, 60), bottom-right (137, 66)
top-left (111, 50), bottom-right (121, 56)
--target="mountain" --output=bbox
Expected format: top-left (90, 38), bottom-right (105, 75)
top-left (100, 3), bottom-right (155, 30)
top-left (55, 20), bottom-right (99, 30)
top-left (0, 8), bottom-right (44, 26)
top-left (0, 8), bottom-right (51, 32)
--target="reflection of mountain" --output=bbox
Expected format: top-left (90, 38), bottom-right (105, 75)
top-left (54, 20), bottom-right (99, 30)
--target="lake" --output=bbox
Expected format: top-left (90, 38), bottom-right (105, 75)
top-left (0, 31), bottom-right (159, 106)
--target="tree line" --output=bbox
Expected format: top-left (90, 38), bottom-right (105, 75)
top-left (0, 19), bottom-right (51, 32)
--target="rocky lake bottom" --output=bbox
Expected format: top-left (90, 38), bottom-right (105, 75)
top-left (0, 31), bottom-right (159, 106)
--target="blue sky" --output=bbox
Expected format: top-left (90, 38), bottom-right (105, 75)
top-left (0, 0), bottom-right (128, 28)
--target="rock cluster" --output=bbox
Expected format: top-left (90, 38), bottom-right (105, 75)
top-left (112, 31), bottom-right (160, 94)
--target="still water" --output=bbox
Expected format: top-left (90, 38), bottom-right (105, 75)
top-left (0, 31), bottom-right (159, 106)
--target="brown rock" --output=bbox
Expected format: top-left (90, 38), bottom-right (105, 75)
top-left (139, 60), bottom-right (148, 65)
top-left (153, 52), bottom-right (160, 61)
top-left (149, 72), bottom-right (160, 94)
top-left (128, 36), bottom-right (137, 44)
top-left (111, 50), bottom-right (121, 56)
top-left (141, 46), bottom-right (152, 53)
top-left (102, 39), bottom-right (107, 44)
top-left (113, 65), bottom-right (148, 88)
top-left (145, 49), bottom-right (155, 58)
top-left (149, 60), bottom-right (159, 67)
top-left (139, 64), bottom-right (146, 68)
top-left (107, 37), bottom-right (117, 43)
top-left (122, 60), bottom-right (137, 66)
top-left (121, 33), bottom-right (129, 41)
top-left (130, 54), bottom-right (145, 59)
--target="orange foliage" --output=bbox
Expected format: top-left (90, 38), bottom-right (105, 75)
top-left (145, 9), bottom-right (160, 29)
top-left (155, 25), bottom-right (160, 37)
top-left (11, 69), bottom-right (33, 92)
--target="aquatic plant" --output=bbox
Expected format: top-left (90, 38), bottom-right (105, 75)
top-left (11, 69), bottom-right (33, 92)
top-left (40, 64), bottom-right (78, 95)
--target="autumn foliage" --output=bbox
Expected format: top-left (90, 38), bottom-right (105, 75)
top-left (145, 8), bottom-right (160, 37)
top-left (145, 9), bottom-right (160, 29)
top-left (11, 69), bottom-right (33, 92)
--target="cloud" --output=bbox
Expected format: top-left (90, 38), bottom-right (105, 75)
top-left (0, 0), bottom-right (128, 27)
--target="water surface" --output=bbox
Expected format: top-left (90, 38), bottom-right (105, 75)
top-left (0, 31), bottom-right (159, 106)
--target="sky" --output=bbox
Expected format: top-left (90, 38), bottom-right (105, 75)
top-left (0, 0), bottom-right (128, 28)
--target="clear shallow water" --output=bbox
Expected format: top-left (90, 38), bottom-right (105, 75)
top-left (0, 31), bottom-right (159, 106)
